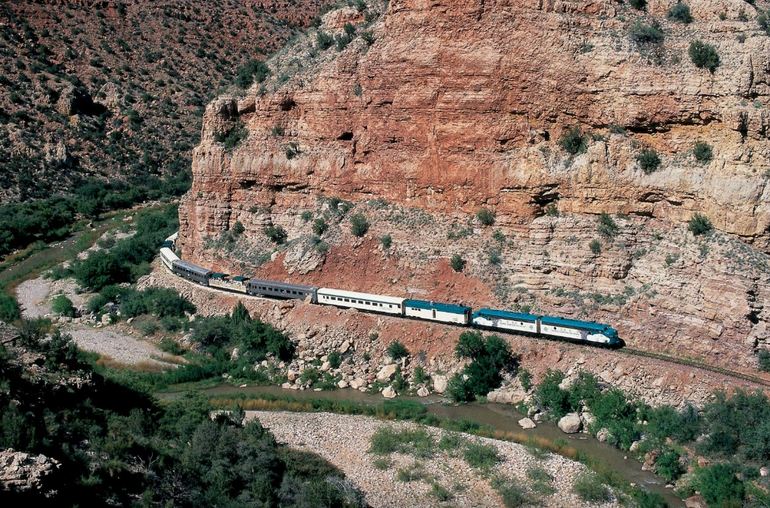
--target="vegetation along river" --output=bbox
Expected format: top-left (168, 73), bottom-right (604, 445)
top-left (158, 383), bottom-right (684, 507)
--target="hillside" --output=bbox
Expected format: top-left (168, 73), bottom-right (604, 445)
top-left (0, 0), bottom-right (330, 202)
top-left (178, 0), bottom-right (770, 380)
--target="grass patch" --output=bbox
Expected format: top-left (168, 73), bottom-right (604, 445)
top-left (369, 427), bottom-right (435, 458)
top-left (463, 441), bottom-right (501, 471)
top-left (573, 473), bottom-right (613, 503)
top-left (492, 477), bottom-right (527, 508)
top-left (396, 462), bottom-right (426, 482)
top-left (372, 457), bottom-right (392, 470)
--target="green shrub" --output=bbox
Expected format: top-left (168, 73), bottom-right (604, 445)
top-left (450, 254), bottom-right (466, 272)
top-left (120, 287), bottom-right (196, 319)
top-left (589, 239), bottom-right (602, 255)
top-left (667, 2), bottom-right (692, 23)
top-left (450, 332), bottom-right (516, 402)
top-left (694, 463), bottom-right (745, 507)
top-left (598, 213), bottom-right (619, 239)
top-left (234, 59), bottom-right (269, 88)
top-left (300, 211), bottom-right (312, 222)
top-left (231, 221), bottom-right (245, 236)
top-left (215, 122), bottom-right (248, 151)
top-left (628, 0), bottom-right (646, 10)
top-left (328, 351), bottom-right (342, 369)
top-left (637, 149), bottom-right (661, 173)
top-left (491, 477), bottom-right (527, 508)
top-left (264, 225), bottom-right (287, 244)
top-left (759, 350), bottom-right (770, 372)
top-left (654, 448), bottom-right (684, 482)
top-left (759, 9), bottom-right (770, 35)
top-left (312, 218), bottom-right (328, 236)
top-left (350, 213), bottom-right (369, 237)
top-left (476, 208), bottom-right (495, 226)
top-left (316, 31), bottom-right (334, 50)
top-left (387, 340), bottom-right (409, 360)
top-left (86, 294), bottom-right (109, 314)
top-left (573, 473), bottom-right (612, 503)
top-left (688, 213), bottom-right (712, 236)
top-left (285, 142), bottom-right (301, 159)
top-left (518, 368), bottom-right (532, 391)
top-left (380, 234), bottom-right (392, 249)
top-left (429, 482), bottom-right (453, 501)
top-left (412, 365), bottom-right (428, 385)
top-left (463, 441), bottom-right (501, 471)
top-left (0, 293), bottom-right (21, 322)
top-left (535, 370), bottom-right (571, 418)
top-left (369, 427), bottom-right (435, 458)
top-left (51, 295), bottom-right (76, 317)
top-left (629, 21), bottom-right (664, 45)
top-left (693, 141), bottom-right (713, 163)
top-left (689, 40), bottom-right (720, 73)
top-left (559, 126), bottom-right (588, 155)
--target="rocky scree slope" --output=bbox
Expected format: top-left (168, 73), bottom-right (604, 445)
top-left (0, 0), bottom-right (330, 201)
top-left (179, 1), bottom-right (770, 376)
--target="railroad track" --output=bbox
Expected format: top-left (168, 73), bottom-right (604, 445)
top-left (619, 347), bottom-right (770, 388)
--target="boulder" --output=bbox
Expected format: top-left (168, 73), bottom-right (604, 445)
top-left (432, 374), bottom-right (448, 394)
top-left (382, 386), bottom-right (397, 398)
top-left (518, 417), bottom-right (537, 429)
top-left (376, 363), bottom-right (398, 382)
top-left (629, 440), bottom-right (640, 452)
top-left (761, 466), bottom-right (769, 477)
top-left (596, 428), bottom-right (611, 443)
top-left (417, 386), bottom-right (430, 397)
top-left (349, 377), bottom-right (366, 390)
top-left (337, 380), bottom-right (349, 389)
top-left (287, 370), bottom-right (298, 381)
top-left (581, 411), bottom-right (595, 428)
top-left (321, 361), bottom-right (331, 372)
top-left (281, 382), bottom-right (292, 389)
top-left (339, 340), bottom-right (351, 353)
top-left (557, 413), bottom-right (582, 434)
top-left (684, 495), bottom-right (707, 508)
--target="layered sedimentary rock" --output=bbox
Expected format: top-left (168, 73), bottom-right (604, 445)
top-left (179, 0), bottom-right (770, 375)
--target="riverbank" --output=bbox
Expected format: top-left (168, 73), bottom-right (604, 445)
top-left (247, 410), bottom-right (620, 508)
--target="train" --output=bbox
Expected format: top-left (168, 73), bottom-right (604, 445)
top-left (159, 236), bottom-right (621, 347)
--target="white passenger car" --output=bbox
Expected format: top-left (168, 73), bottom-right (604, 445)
top-left (316, 288), bottom-right (404, 315)
top-left (159, 247), bottom-right (179, 272)
top-left (403, 299), bottom-right (471, 325)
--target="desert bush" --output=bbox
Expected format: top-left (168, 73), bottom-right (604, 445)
top-left (463, 441), bottom-right (501, 471)
top-left (693, 463), bottom-right (744, 507)
top-left (450, 332), bottom-right (516, 402)
top-left (573, 473), bottom-right (612, 503)
top-left (654, 448), bottom-right (684, 482)
top-left (687, 213), bottom-right (712, 236)
top-left (589, 239), bottom-right (602, 255)
top-left (637, 149), bottom-right (661, 173)
top-left (597, 213), bottom-right (619, 239)
top-left (51, 295), bottom-right (76, 317)
top-left (231, 221), bottom-right (245, 236)
top-left (759, 350), bottom-right (770, 372)
top-left (215, 121), bottom-right (248, 151)
top-left (350, 213), bottom-right (369, 237)
top-left (491, 477), bottom-right (527, 508)
top-left (668, 2), bottom-right (692, 23)
top-left (476, 207), bottom-right (495, 226)
top-left (629, 20), bottom-right (664, 45)
top-left (369, 427), bottom-right (435, 458)
top-left (559, 126), bottom-right (587, 155)
top-left (234, 59), bottom-right (269, 88)
top-left (264, 225), bottom-right (287, 244)
top-left (689, 40), bottom-right (720, 73)
top-left (328, 351), bottom-right (342, 369)
top-left (628, 0), bottom-right (646, 10)
top-left (387, 340), bottom-right (409, 360)
top-left (518, 368), bottom-right (533, 391)
top-left (380, 234), bottom-right (392, 249)
top-left (316, 31), bottom-right (334, 50)
top-left (535, 370), bottom-right (571, 418)
top-left (693, 141), bottom-right (713, 163)
top-left (312, 218), bottom-right (328, 236)
top-left (450, 253), bottom-right (466, 272)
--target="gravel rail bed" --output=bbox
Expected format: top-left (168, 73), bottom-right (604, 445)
top-left (247, 411), bottom-right (620, 508)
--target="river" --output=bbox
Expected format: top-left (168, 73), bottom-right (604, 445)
top-left (159, 383), bottom-right (683, 507)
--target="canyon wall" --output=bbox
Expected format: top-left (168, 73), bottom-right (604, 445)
top-left (179, 0), bottom-right (770, 378)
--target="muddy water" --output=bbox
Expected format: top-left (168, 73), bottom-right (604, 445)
top-left (159, 384), bottom-right (683, 507)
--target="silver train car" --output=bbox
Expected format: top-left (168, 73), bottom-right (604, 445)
top-left (247, 279), bottom-right (317, 302)
top-left (172, 259), bottom-right (212, 285)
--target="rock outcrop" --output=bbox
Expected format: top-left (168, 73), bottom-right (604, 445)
top-left (178, 1), bottom-right (770, 397)
top-left (0, 449), bottom-right (59, 495)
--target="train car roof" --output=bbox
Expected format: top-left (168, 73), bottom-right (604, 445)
top-left (172, 259), bottom-right (211, 277)
top-left (166, 232), bottom-right (178, 242)
top-left (318, 287), bottom-right (404, 305)
top-left (160, 247), bottom-right (180, 261)
top-left (473, 308), bottom-right (539, 322)
top-left (248, 278), bottom-right (317, 292)
top-left (232, 276), bottom-right (249, 282)
top-left (404, 299), bottom-right (470, 314)
top-left (539, 315), bottom-right (611, 333)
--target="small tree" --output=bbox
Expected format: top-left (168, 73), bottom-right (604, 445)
top-left (350, 213), bottom-right (369, 237)
top-left (328, 351), bottom-right (342, 369)
top-left (559, 126), bottom-right (588, 155)
top-left (689, 40), bottom-right (720, 73)
top-left (693, 141), bottom-right (713, 163)
top-left (667, 2), bottom-right (692, 23)
top-left (589, 239), bottom-right (602, 255)
top-left (688, 213), bottom-right (712, 236)
top-left (380, 234), bottom-right (392, 249)
top-left (450, 254), bottom-right (466, 272)
top-left (316, 31), bottom-right (334, 50)
top-left (232, 221), bottom-right (245, 236)
top-left (387, 340), bottom-right (409, 360)
top-left (637, 149), bottom-right (661, 174)
top-left (476, 208), bottom-right (495, 226)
